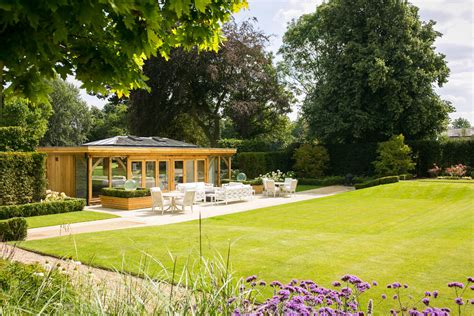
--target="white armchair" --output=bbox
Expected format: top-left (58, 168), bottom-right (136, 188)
top-left (281, 179), bottom-right (298, 197)
top-left (150, 187), bottom-right (170, 214)
top-left (176, 182), bottom-right (207, 202)
top-left (215, 183), bottom-right (253, 204)
top-left (175, 190), bottom-right (196, 213)
top-left (264, 180), bottom-right (280, 197)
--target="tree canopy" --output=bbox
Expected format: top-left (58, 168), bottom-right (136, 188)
top-left (451, 117), bottom-right (471, 129)
top-left (280, 0), bottom-right (453, 144)
top-left (41, 79), bottom-right (91, 146)
top-left (129, 20), bottom-right (292, 146)
top-left (0, 0), bottom-right (247, 107)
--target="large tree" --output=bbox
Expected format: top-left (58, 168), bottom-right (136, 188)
top-left (0, 0), bottom-right (247, 108)
top-left (87, 103), bottom-right (129, 142)
top-left (280, 0), bottom-right (453, 143)
top-left (41, 79), bottom-right (91, 146)
top-left (451, 117), bottom-right (471, 129)
top-left (129, 21), bottom-right (292, 146)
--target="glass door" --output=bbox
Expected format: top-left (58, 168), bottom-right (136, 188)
top-left (174, 160), bottom-right (184, 189)
top-left (158, 161), bottom-right (169, 191)
top-left (145, 161), bottom-right (156, 188)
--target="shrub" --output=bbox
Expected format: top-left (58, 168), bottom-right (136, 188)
top-left (101, 188), bottom-right (150, 198)
top-left (0, 217), bottom-right (27, 241)
top-left (427, 164), bottom-right (442, 178)
top-left (399, 174), bottom-right (414, 180)
top-left (0, 152), bottom-right (47, 205)
top-left (444, 164), bottom-right (467, 177)
top-left (0, 126), bottom-right (38, 152)
top-left (0, 198), bottom-right (85, 220)
top-left (293, 144), bottom-right (329, 178)
top-left (234, 152), bottom-right (293, 179)
top-left (257, 170), bottom-right (295, 182)
top-left (326, 142), bottom-right (378, 176)
top-left (354, 176), bottom-right (399, 190)
top-left (373, 135), bottom-right (415, 176)
top-left (299, 176), bottom-right (345, 186)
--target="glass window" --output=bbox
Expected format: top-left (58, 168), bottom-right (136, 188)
top-left (92, 158), bottom-right (109, 198)
top-left (159, 161), bottom-right (169, 190)
top-left (208, 157), bottom-right (218, 185)
top-left (131, 161), bottom-right (143, 187)
top-left (197, 160), bottom-right (205, 182)
top-left (186, 160), bottom-right (195, 183)
top-left (111, 157), bottom-right (127, 188)
top-left (145, 161), bottom-right (156, 188)
top-left (174, 161), bottom-right (184, 186)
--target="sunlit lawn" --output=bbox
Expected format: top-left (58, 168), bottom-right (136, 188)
top-left (24, 211), bottom-right (118, 229)
top-left (20, 181), bottom-right (473, 310)
top-left (296, 184), bottom-right (322, 192)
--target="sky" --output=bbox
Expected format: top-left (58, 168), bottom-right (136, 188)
top-left (78, 0), bottom-right (474, 123)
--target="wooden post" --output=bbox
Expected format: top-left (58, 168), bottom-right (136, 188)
top-left (126, 157), bottom-right (131, 180)
top-left (108, 157), bottom-right (112, 188)
top-left (141, 160), bottom-right (146, 188)
top-left (217, 156), bottom-right (221, 186)
top-left (87, 156), bottom-right (92, 205)
top-left (228, 156), bottom-right (232, 180)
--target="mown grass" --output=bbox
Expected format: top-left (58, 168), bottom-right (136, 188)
top-left (295, 184), bottom-right (322, 192)
top-left (24, 211), bottom-right (118, 229)
top-left (21, 181), bottom-right (474, 310)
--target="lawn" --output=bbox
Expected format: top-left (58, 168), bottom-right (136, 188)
top-left (296, 184), bottom-right (322, 192)
top-left (20, 181), bottom-right (473, 310)
top-left (24, 211), bottom-right (118, 229)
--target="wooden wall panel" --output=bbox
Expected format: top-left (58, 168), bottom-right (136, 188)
top-left (46, 154), bottom-right (76, 197)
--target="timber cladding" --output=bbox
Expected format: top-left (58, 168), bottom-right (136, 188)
top-left (99, 195), bottom-right (152, 210)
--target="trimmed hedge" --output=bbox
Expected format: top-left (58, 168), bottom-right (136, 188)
top-left (0, 198), bottom-right (85, 220)
top-left (354, 176), bottom-right (400, 190)
top-left (101, 188), bottom-right (150, 198)
top-left (0, 152), bottom-right (47, 205)
top-left (399, 174), bottom-right (414, 180)
top-left (0, 126), bottom-right (38, 152)
top-left (0, 217), bottom-right (27, 241)
top-left (234, 151), bottom-right (293, 179)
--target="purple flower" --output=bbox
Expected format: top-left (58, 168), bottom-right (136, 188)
top-left (227, 297), bottom-right (236, 305)
top-left (390, 309), bottom-right (398, 315)
top-left (404, 284), bottom-right (409, 289)
top-left (270, 281), bottom-right (283, 288)
top-left (448, 282), bottom-right (464, 288)
top-left (278, 289), bottom-right (290, 299)
top-left (245, 275), bottom-right (257, 283)
top-left (387, 284), bottom-right (392, 289)
top-left (382, 294), bottom-right (387, 299)
top-left (332, 281), bottom-right (341, 287)
top-left (424, 291), bottom-right (431, 296)
top-left (471, 285), bottom-right (474, 290)
top-left (233, 309), bottom-right (241, 316)
top-left (433, 290), bottom-right (439, 298)
top-left (422, 297), bottom-right (430, 306)
top-left (470, 299), bottom-right (474, 305)
top-left (393, 295), bottom-right (398, 300)
top-left (372, 281), bottom-right (378, 286)
top-left (455, 297), bottom-right (464, 305)
top-left (250, 282), bottom-right (256, 287)
top-left (467, 276), bottom-right (474, 282)
top-left (259, 280), bottom-right (267, 286)
top-left (392, 282), bottom-right (402, 289)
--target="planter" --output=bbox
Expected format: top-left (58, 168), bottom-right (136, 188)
top-left (251, 184), bottom-right (264, 194)
top-left (100, 195), bottom-right (152, 210)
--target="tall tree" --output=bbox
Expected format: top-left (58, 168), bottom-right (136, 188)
top-left (451, 117), bottom-right (471, 129)
top-left (87, 103), bottom-right (129, 142)
top-left (41, 79), bottom-right (91, 146)
top-left (280, 0), bottom-right (453, 143)
top-left (0, 0), bottom-right (247, 109)
top-left (129, 20), bottom-right (292, 146)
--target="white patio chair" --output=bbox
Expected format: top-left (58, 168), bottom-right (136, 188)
top-left (265, 180), bottom-right (280, 197)
top-left (262, 178), bottom-right (269, 196)
top-left (281, 179), bottom-right (298, 197)
top-left (175, 190), bottom-right (196, 213)
top-left (150, 187), bottom-right (170, 214)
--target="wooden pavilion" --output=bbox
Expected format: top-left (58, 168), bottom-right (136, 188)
top-left (38, 136), bottom-right (236, 205)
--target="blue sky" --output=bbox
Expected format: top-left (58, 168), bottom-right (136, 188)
top-left (79, 0), bottom-right (473, 124)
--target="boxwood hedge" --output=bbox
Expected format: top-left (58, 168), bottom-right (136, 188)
top-left (0, 217), bottom-right (27, 241)
top-left (0, 198), bottom-right (85, 220)
top-left (101, 188), bottom-right (150, 198)
top-left (354, 176), bottom-right (400, 190)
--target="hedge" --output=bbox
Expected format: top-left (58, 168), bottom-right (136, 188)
top-left (0, 152), bottom-right (47, 205)
top-left (219, 138), bottom-right (288, 152)
top-left (354, 176), bottom-right (400, 190)
top-left (0, 217), bottom-right (27, 241)
top-left (101, 188), bottom-right (150, 198)
top-left (234, 151), bottom-right (293, 179)
top-left (0, 126), bottom-right (38, 152)
top-left (0, 198), bottom-right (85, 220)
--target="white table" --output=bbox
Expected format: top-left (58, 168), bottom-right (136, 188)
top-left (162, 191), bottom-right (184, 212)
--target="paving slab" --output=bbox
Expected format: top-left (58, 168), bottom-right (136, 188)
top-left (26, 186), bottom-right (353, 241)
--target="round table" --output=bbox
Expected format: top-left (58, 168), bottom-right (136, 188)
top-left (162, 191), bottom-right (184, 212)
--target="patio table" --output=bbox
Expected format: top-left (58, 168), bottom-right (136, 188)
top-left (162, 191), bottom-right (184, 212)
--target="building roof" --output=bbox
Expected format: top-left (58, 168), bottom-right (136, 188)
top-left (446, 128), bottom-right (474, 138)
top-left (82, 136), bottom-right (198, 148)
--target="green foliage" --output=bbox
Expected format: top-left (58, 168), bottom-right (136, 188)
top-left (326, 143), bottom-right (378, 176)
top-left (0, 217), bottom-right (27, 241)
top-left (129, 21), bottom-right (291, 146)
top-left (298, 176), bottom-right (345, 186)
top-left (399, 174), bottom-right (414, 180)
top-left (280, 0), bottom-right (452, 143)
top-left (101, 188), bottom-right (150, 198)
top-left (0, 152), bottom-right (47, 205)
top-left (87, 103), bottom-right (129, 142)
top-left (0, 97), bottom-right (51, 148)
top-left (373, 135), bottom-right (415, 176)
top-left (293, 144), bottom-right (329, 178)
top-left (354, 176), bottom-right (400, 190)
top-left (451, 117), bottom-right (471, 129)
top-left (234, 151), bottom-right (293, 179)
top-left (0, 127), bottom-right (38, 151)
top-left (0, 0), bottom-right (247, 105)
top-left (0, 198), bottom-right (85, 220)
top-left (41, 78), bottom-right (91, 146)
